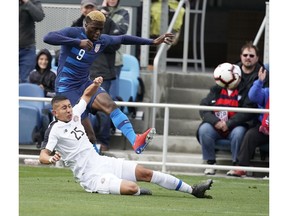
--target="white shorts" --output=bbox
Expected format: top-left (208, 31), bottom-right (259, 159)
top-left (79, 154), bottom-right (137, 194)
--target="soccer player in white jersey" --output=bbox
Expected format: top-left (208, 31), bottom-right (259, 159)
top-left (39, 76), bottom-right (213, 197)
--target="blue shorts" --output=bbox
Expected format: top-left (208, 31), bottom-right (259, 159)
top-left (57, 80), bottom-right (107, 119)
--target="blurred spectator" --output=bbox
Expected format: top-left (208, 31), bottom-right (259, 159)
top-left (29, 49), bottom-right (56, 98)
top-left (197, 63), bottom-right (258, 175)
top-left (72, 0), bottom-right (97, 27)
top-left (198, 41), bottom-right (269, 175)
top-left (150, 0), bottom-right (185, 44)
top-left (227, 67), bottom-right (269, 177)
top-left (19, 0), bottom-right (45, 83)
top-left (235, 41), bottom-right (269, 91)
top-left (147, 0), bottom-right (185, 69)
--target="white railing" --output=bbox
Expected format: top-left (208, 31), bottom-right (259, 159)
top-left (253, 1), bottom-right (269, 64)
top-left (19, 96), bottom-right (269, 174)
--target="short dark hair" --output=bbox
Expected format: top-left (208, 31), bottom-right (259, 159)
top-left (51, 95), bottom-right (68, 107)
top-left (240, 41), bottom-right (259, 56)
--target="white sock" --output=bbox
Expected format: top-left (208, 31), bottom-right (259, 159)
top-left (150, 171), bottom-right (192, 194)
top-left (133, 186), bottom-right (140, 196)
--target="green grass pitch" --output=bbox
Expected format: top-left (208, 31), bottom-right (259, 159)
top-left (19, 165), bottom-right (269, 216)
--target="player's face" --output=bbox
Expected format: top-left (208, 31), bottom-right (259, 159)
top-left (52, 100), bottom-right (73, 123)
top-left (240, 48), bottom-right (259, 69)
top-left (85, 21), bottom-right (104, 41)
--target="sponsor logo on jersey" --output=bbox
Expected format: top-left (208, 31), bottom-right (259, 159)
top-left (101, 177), bottom-right (105, 184)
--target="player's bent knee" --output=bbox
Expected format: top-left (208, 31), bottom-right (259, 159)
top-left (95, 173), bottom-right (122, 195)
top-left (120, 180), bottom-right (139, 195)
top-left (135, 165), bottom-right (153, 182)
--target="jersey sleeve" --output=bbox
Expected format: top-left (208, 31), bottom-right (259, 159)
top-left (44, 123), bottom-right (58, 152)
top-left (73, 98), bottom-right (87, 117)
top-left (103, 34), bottom-right (153, 46)
top-left (43, 27), bottom-right (81, 46)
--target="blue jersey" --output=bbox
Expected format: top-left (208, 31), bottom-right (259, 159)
top-left (43, 27), bottom-right (153, 93)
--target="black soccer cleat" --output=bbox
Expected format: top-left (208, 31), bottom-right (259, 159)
top-left (191, 179), bottom-right (213, 199)
top-left (140, 188), bottom-right (152, 195)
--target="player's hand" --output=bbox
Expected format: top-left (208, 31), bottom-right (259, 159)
top-left (93, 76), bottom-right (103, 86)
top-left (49, 152), bottom-right (61, 164)
top-left (80, 39), bottom-right (94, 51)
top-left (153, 33), bottom-right (175, 45)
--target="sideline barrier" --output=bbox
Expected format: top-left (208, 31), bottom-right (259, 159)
top-left (19, 96), bottom-right (269, 174)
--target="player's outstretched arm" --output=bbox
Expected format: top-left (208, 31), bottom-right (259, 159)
top-left (43, 28), bottom-right (81, 46)
top-left (81, 77), bottom-right (103, 104)
top-left (152, 33), bottom-right (175, 45)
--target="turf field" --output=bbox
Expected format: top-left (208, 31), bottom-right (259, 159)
top-left (19, 165), bottom-right (269, 216)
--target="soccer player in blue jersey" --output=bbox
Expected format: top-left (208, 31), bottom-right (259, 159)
top-left (43, 10), bottom-right (174, 154)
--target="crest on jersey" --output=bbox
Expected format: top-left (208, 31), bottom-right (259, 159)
top-left (101, 177), bottom-right (106, 184)
top-left (73, 116), bottom-right (79, 122)
top-left (94, 44), bottom-right (101, 53)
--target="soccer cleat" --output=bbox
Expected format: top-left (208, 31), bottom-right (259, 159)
top-left (227, 170), bottom-right (247, 177)
top-left (191, 179), bottom-right (213, 199)
top-left (133, 128), bottom-right (156, 154)
top-left (140, 188), bottom-right (152, 195)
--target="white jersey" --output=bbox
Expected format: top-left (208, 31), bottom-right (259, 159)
top-left (45, 99), bottom-right (95, 180)
top-left (43, 98), bottom-right (138, 193)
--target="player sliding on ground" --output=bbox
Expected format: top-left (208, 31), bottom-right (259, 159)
top-left (39, 76), bottom-right (213, 197)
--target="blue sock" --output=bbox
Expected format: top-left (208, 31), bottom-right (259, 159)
top-left (110, 108), bottom-right (136, 145)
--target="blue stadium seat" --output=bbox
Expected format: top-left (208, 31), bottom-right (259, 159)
top-left (119, 54), bottom-right (140, 113)
top-left (19, 83), bottom-right (46, 112)
top-left (19, 83), bottom-right (51, 146)
top-left (19, 105), bottom-right (41, 145)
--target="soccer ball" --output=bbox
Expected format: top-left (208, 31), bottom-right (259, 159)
top-left (213, 63), bottom-right (241, 89)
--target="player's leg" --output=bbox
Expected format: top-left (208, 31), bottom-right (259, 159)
top-left (122, 162), bottom-right (213, 198)
top-left (89, 90), bottom-right (156, 154)
top-left (93, 173), bottom-right (150, 195)
top-left (92, 173), bottom-right (138, 195)
top-left (89, 157), bottom-right (150, 195)
top-left (136, 165), bottom-right (213, 198)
